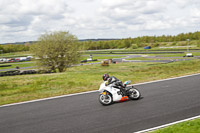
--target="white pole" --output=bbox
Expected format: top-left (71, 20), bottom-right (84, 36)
top-left (186, 39), bottom-right (190, 53)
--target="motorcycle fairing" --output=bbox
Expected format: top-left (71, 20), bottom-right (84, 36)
top-left (120, 96), bottom-right (129, 102)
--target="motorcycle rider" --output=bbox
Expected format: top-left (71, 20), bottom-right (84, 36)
top-left (102, 73), bottom-right (126, 96)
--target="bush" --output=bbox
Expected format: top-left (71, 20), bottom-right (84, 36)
top-left (171, 42), bottom-right (177, 46)
top-left (160, 42), bottom-right (167, 46)
top-left (131, 44), bottom-right (138, 49)
top-left (153, 43), bottom-right (160, 47)
top-left (196, 40), bottom-right (200, 48)
top-left (177, 41), bottom-right (187, 46)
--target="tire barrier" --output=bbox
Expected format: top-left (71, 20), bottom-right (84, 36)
top-left (81, 59), bottom-right (98, 63)
top-left (0, 69), bottom-right (55, 77)
top-left (0, 65), bottom-right (12, 67)
top-left (0, 70), bottom-right (37, 77)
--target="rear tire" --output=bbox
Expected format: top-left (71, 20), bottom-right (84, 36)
top-left (99, 93), bottom-right (113, 105)
top-left (128, 88), bottom-right (141, 100)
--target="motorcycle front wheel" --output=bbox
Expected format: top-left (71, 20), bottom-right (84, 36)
top-left (128, 88), bottom-right (141, 100)
top-left (99, 93), bottom-right (113, 105)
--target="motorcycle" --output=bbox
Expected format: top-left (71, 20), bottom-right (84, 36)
top-left (98, 80), bottom-right (141, 105)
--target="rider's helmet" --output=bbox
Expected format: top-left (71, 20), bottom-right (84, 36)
top-left (103, 73), bottom-right (109, 81)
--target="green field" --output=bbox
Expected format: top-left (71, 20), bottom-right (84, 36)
top-left (0, 59), bottom-right (200, 106)
top-left (126, 57), bottom-right (155, 60)
top-left (151, 118), bottom-right (200, 133)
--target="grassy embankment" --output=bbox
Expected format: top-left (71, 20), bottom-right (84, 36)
top-left (150, 118), bottom-right (200, 133)
top-left (0, 59), bottom-right (200, 106)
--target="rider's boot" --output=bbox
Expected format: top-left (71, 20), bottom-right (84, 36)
top-left (120, 88), bottom-right (127, 97)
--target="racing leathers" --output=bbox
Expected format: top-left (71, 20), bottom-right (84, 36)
top-left (107, 76), bottom-right (126, 96)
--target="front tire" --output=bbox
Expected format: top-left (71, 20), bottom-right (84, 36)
top-left (128, 88), bottom-right (141, 100)
top-left (99, 93), bottom-right (113, 105)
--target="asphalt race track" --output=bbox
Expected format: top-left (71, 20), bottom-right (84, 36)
top-left (0, 74), bottom-right (200, 133)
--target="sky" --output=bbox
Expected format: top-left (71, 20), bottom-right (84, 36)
top-left (0, 0), bottom-right (200, 43)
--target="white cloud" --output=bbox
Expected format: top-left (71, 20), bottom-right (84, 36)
top-left (0, 0), bottom-right (200, 43)
top-left (98, 0), bottom-right (169, 32)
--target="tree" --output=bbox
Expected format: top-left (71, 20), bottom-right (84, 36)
top-left (123, 39), bottom-right (131, 48)
top-left (31, 31), bottom-right (80, 72)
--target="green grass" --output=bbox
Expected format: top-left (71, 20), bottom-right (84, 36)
top-left (81, 55), bottom-right (126, 60)
top-left (125, 55), bottom-right (196, 61)
top-left (126, 57), bottom-right (155, 60)
top-left (151, 118), bottom-right (200, 133)
top-left (148, 52), bottom-right (200, 57)
top-left (155, 53), bottom-right (185, 57)
top-left (0, 62), bottom-right (36, 70)
top-left (0, 51), bottom-right (31, 58)
top-left (0, 59), bottom-right (200, 105)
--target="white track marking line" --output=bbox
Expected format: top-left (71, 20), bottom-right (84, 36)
top-left (0, 90), bottom-right (97, 108)
top-left (135, 115), bottom-right (200, 133)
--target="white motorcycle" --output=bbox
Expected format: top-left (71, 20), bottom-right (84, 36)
top-left (98, 80), bottom-right (141, 105)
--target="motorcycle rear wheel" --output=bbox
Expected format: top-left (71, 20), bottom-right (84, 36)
top-left (99, 93), bottom-right (113, 105)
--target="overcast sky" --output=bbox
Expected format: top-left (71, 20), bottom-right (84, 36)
top-left (0, 0), bottom-right (200, 43)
